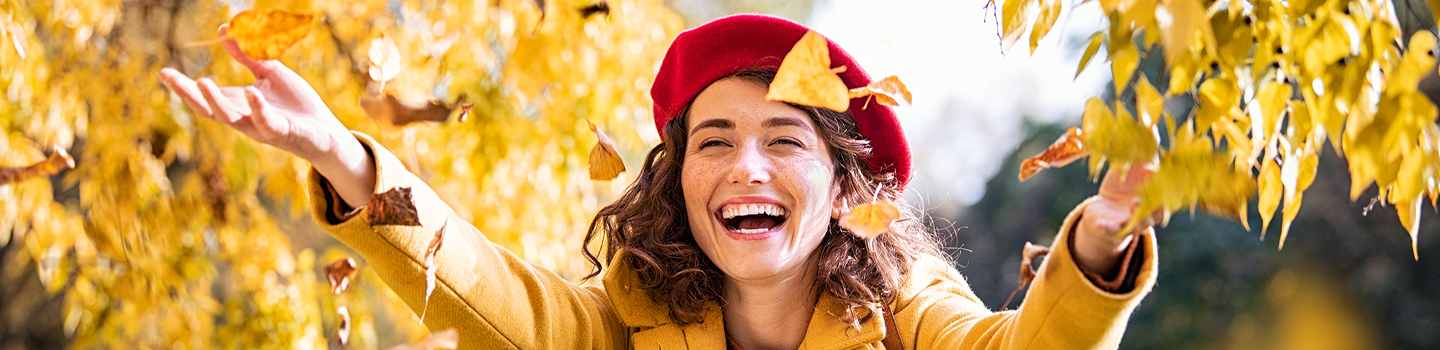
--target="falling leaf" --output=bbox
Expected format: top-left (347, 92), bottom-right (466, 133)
top-left (587, 120), bottom-right (626, 181)
top-left (420, 221), bottom-right (447, 323)
top-left (367, 187), bottom-right (422, 226)
top-left (579, 2), bottom-right (611, 18)
top-left (361, 93), bottom-right (473, 127)
top-left (847, 75), bottom-right (912, 108)
top-left (337, 306), bottom-right (351, 346)
top-left (225, 9), bottom-right (313, 60)
top-left (0, 146), bottom-right (74, 185)
top-left (386, 328), bottom-right (459, 350)
top-left (766, 31), bottom-right (850, 112)
top-left (1019, 126), bottom-right (1087, 181)
top-left (324, 257), bottom-right (358, 294)
top-left (1003, 242), bottom-right (1050, 309)
top-left (839, 199), bottom-right (900, 239)
top-left (368, 34), bottom-right (402, 85)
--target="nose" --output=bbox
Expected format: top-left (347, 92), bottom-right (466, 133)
top-left (726, 141), bottom-right (772, 185)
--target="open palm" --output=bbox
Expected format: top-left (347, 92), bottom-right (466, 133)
top-left (160, 24), bottom-right (374, 207)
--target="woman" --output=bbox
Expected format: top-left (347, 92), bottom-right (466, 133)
top-left (160, 14), bottom-right (1158, 350)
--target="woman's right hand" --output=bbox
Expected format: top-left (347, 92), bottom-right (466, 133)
top-left (159, 25), bottom-right (376, 207)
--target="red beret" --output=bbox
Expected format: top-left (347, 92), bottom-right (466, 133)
top-left (650, 14), bottom-right (912, 186)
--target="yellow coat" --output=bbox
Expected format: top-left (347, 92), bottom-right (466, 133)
top-left (308, 133), bottom-right (1158, 349)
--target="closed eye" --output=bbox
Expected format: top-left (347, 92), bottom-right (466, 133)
top-left (771, 138), bottom-right (803, 147)
top-left (700, 140), bottom-right (730, 149)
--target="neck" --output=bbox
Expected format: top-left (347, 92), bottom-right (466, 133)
top-left (722, 262), bottom-right (819, 350)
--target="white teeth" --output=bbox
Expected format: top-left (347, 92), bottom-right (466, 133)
top-left (719, 203), bottom-right (787, 219)
top-left (732, 228), bottom-right (770, 234)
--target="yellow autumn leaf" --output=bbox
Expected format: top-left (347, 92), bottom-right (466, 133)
top-left (587, 120), bottom-right (626, 181)
top-left (1135, 77), bottom-right (1164, 127)
top-left (1196, 77), bottom-right (1239, 135)
top-left (839, 199), bottom-right (900, 239)
top-left (1111, 43), bottom-right (1139, 92)
top-left (1082, 97), bottom-right (1158, 178)
top-left (1279, 148), bottom-right (1319, 250)
top-left (1395, 198), bottom-right (1422, 260)
top-left (999, 0), bottom-right (1034, 52)
top-left (847, 75), bottom-right (912, 107)
top-left (368, 33), bottom-right (402, 84)
top-left (1258, 155), bottom-right (1283, 238)
top-left (226, 9), bottom-right (313, 60)
top-left (1159, 0), bottom-right (1205, 65)
top-left (1029, 0), bottom-right (1061, 54)
top-left (766, 30), bottom-right (849, 112)
top-left (1076, 31), bottom-right (1104, 79)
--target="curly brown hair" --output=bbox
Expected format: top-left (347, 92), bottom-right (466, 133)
top-left (583, 69), bottom-right (942, 328)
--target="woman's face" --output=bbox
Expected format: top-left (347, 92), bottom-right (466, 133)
top-left (682, 77), bottom-right (840, 283)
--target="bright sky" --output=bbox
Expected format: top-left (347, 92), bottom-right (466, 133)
top-left (805, 0), bottom-right (1111, 212)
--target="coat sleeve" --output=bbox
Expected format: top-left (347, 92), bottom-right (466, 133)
top-left (307, 132), bottom-right (627, 350)
top-left (896, 197), bottom-right (1158, 350)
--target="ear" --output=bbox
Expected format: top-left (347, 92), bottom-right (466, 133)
top-left (831, 183), bottom-right (847, 220)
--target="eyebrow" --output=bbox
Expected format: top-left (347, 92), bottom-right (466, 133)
top-left (688, 117), bottom-right (813, 137)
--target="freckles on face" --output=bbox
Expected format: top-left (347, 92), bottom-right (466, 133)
top-left (679, 77), bottom-right (841, 281)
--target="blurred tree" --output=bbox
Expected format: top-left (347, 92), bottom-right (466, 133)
top-left (0, 0), bottom-right (682, 348)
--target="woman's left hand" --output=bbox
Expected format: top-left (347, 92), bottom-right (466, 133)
top-left (1072, 164), bottom-right (1160, 279)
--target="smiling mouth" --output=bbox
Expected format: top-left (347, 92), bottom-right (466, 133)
top-left (716, 203), bottom-right (790, 234)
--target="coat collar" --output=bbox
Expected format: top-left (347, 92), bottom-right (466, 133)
top-left (602, 250), bottom-right (888, 349)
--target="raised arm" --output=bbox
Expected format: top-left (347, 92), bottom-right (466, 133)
top-left (894, 165), bottom-right (1161, 350)
top-left (160, 26), bottom-right (625, 349)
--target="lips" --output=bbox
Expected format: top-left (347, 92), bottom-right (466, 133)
top-left (714, 202), bottom-right (789, 235)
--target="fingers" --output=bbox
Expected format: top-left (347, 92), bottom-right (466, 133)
top-left (1098, 162), bottom-right (1155, 202)
top-left (244, 86), bottom-right (287, 141)
top-left (158, 68), bottom-right (213, 118)
top-left (196, 78), bottom-right (248, 123)
top-left (218, 24), bottom-right (282, 80)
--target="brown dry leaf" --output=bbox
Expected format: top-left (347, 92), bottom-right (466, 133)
top-left (420, 220), bottom-right (447, 323)
top-left (368, 34), bottom-right (402, 84)
top-left (1003, 242), bottom-right (1051, 309)
top-left (337, 306), bottom-right (351, 346)
top-left (324, 257), bottom-right (358, 294)
top-left (766, 30), bottom-right (850, 112)
top-left (360, 93), bottom-right (473, 128)
top-left (226, 9), bottom-right (313, 60)
top-left (847, 75), bottom-right (912, 108)
top-left (367, 187), bottom-right (421, 226)
top-left (839, 199), bottom-right (900, 239)
top-left (1018, 126), bottom-right (1087, 181)
top-left (587, 120), bottom-right (626, 181)
top-left (0, 146), bottom-right (74, 185)
top-left (580, 2), bottom-right (611, 18)
top-left (386, 328), bottom-right (459, 350)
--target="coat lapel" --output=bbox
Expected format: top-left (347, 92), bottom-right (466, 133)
top-left (796, 292), bottom-right (886, 350)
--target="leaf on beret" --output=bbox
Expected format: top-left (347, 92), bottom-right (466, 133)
top-left (767, 30), bottom-right (850, 112)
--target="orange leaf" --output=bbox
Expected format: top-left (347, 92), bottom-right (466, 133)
top-left (847, 75), bottom-right (912, 107)
top-left (587, 120), bottom-right (626, 181)
top-left (386, 328), bottom-right (459, 350)
top-left (1018, 126), bottom-right (1087, 181)
top-left (766, 31), bottom-right (850, 112)
top-left (839, 199), bottom-right (900, 239)
top-left (226, 9), bottom-right (313, 60)
top-left (1003, 242), bottom-right (1050, 309)
top-left (324, 257), bottom-right (358, 294)
top-left (0, 146), bottom-right (73, 185)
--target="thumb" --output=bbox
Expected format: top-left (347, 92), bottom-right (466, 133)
top-left (1098, 162), bottom-right (1154, 202)
top-left (219, 24), bottom-right (282, 79)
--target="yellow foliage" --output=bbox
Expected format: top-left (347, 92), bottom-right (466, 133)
top-left (1008, 0), bottom-right (1440, 257)
top-left (1, 0), bottom-right (682, 347)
